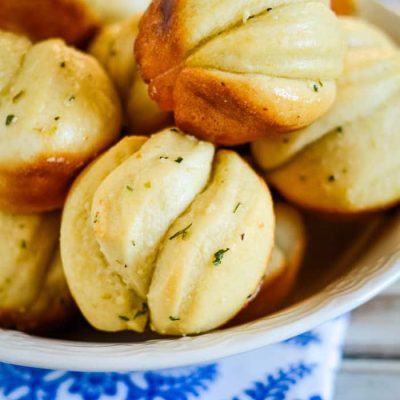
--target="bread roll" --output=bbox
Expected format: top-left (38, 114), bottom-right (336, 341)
top-left (135, 0), bottom-right (346, 145)
top-left (0, 211), bottom-right (75, 333)
top-left (252, 18), bottom-right (400, 214)
top-left (61, 128), bottom-right (274, 335)
top-left (232, 203), bottom-right (306, 324)
top-left (0, 31), bottom-right (122, 213)
top-left (90, 15), bottom-right (170, 134)
top-left (0, 0), bottom-right (98, 45)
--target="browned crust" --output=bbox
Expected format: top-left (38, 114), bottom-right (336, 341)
top-left (172, 68), bottom-right (333, 146)
top-left (135, 0), bottom-right (185, 84)
top-left (0, 292), bottom-right (76, 334)
top-left (331, 0), bottom-right (357, 15)
top-left (0, 153), bottom-right (98, 213)
top-left (0, 0), bottom-right (99, 46)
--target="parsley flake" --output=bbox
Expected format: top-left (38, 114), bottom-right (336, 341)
top-left (126, 185), bottom-right (133, 191)
top-left (169, 223), bottom-right (192, 240)
top-left (5, 114), bottom-right (16, 126)
top-left (118, 315), bottom-right (129, 321)
top-left (175, 157), bottom-right (184, 164)
top-left (327, 175), bottom-right (336, 183)
top-left (170, 128), bottom-right (179, 133)
top-left (336, 126), bottom-right (343, 133)
top-left (233, 202), bottom-right (242, 213)
top-left (313, 84), bottom-right (319, 92)
top-left (213, 248), bottom-right (230, 266)
top-left (144, 181), bottom-right (152, 189)
top-left (134, 303), bottom-right (148, 319)
top-left (169, 316), bottom-right (180, 321)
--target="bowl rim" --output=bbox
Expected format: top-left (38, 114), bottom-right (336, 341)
top-left (1, 246), bottom-right (399, 372)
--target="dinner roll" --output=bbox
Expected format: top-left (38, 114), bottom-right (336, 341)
top-left (232, 203), bottom-right (306, 324)
top-left (0, 211), bottom-right (75, 333)
top-left (88, 0), bottom-right (151, 23)
top-left (135, 0), bottom-right (346, 145)
top-left (0, 0), bottom-right (98, 45)
top-left (251, 18), bottom-right (400, 214)
top-left (61, 128), bottom-right (274, 335)
top-left (0, 31), bottom-right (121, 213)
top-left (90, 15), bottom-right (170, 134)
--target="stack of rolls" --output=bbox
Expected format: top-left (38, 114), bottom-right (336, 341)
top-left (1, 0), bottom-right (397, 337)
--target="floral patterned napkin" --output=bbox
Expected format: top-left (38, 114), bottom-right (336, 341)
top-left (0, 316), bottom-right (349, 400)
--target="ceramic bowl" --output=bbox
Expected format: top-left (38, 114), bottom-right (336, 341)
top-left (0, 211), bottom-right (399, 372)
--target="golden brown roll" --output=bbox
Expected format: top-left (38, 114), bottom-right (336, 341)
top-left (0, 0), bottom-right (99, 45)
top-left (0, 31), bottom-right (122, 213)
top-left (89, 15), bottom-right (170, 134)
top-left (135, 0), bottom-right (346, 145)
top-left (251, 18), bottom-right (400, 214)
top-left (61, 128), bottom-right (274, 335)
top-left (0, 211), bottom-right (75, 333)
top-left (232, 203), bottom-right (306, 325)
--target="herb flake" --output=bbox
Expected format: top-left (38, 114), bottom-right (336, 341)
top-left (175, 157), bottom-right (184, 164)
top-left (126, 185), bottom-right (133, 192)
top-left (169, 223), bottom-right (192, 240)
top-left (213, 248), bottom-right (230, 266)
top-left (233, 202), bottom-right (242, 213)
top-left (169, 316), bottom-right (180, 321)
top-left (118, 315), bottom-right (129, 321)
top-left (134, 303), bottom-right (148, 319)
top-left (5, 114), bottom-right (15, 126)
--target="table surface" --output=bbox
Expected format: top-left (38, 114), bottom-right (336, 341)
top-left (335, 278), bottom-right (400, 399)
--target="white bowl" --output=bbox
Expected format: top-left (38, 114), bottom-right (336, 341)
top-left (0, 211), bottom-right (399, 372)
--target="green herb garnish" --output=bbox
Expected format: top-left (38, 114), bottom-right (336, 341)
top-left (5, 114), bottom-right (15, 126)
top-left (213, 248), bottom-right (230, 266)
top-left (118, 315), bottom-right (129, 321)
top-left (327, 175), bottom-right (336, 183)
top-left (126, 185), bottom-right (133, 191)
top-left (175, 157), bottom-right (184, 164)
top-left (68, 95), bottom-right (76, 103)
top-left (169, 223), bottom-right (192, 240)
top-left (233, 202), bottom-right (242, 213)
top-left (20, 240), bottom-right (27, 249)
top-left (134, 303), bottom-right (148, 319)
top-left (336, 126), bottom-right (343, 133)
top-left (313, 84), bottom-right (319, 92)
top-left (159, 156), bottom-right (169, 160)
top-left (170, 128), bottom-right (179, 133)
top-left (169, 316), bottom-right (180, 321)
top-left (144, 181), bottom-right (152, 189)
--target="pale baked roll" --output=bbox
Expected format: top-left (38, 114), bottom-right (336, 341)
top-left (0, 31), bottom-right (122, 213)
top-left (89, 15), bottom-right (170, 134)
top-left (0, 0), bottom-right (99, 45)
top-left (135, 0), bottom-right (346, 145)
top-left (61, 128), bottom-right (274, 335)
top-left (251, 18), bottom-right (400, 214)
top-left (88, 0), bottom-right (151, 23)
top-left (0, 211), bottom-right (75, 333)
top-left (232, 203), bottom-right (306, 324)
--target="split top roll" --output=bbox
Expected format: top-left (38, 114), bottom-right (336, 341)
top-left (136, 0), bottom-right (346, 145)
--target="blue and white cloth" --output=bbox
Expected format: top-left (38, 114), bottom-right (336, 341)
top-left (0, 316), bottom-right (348, 400)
